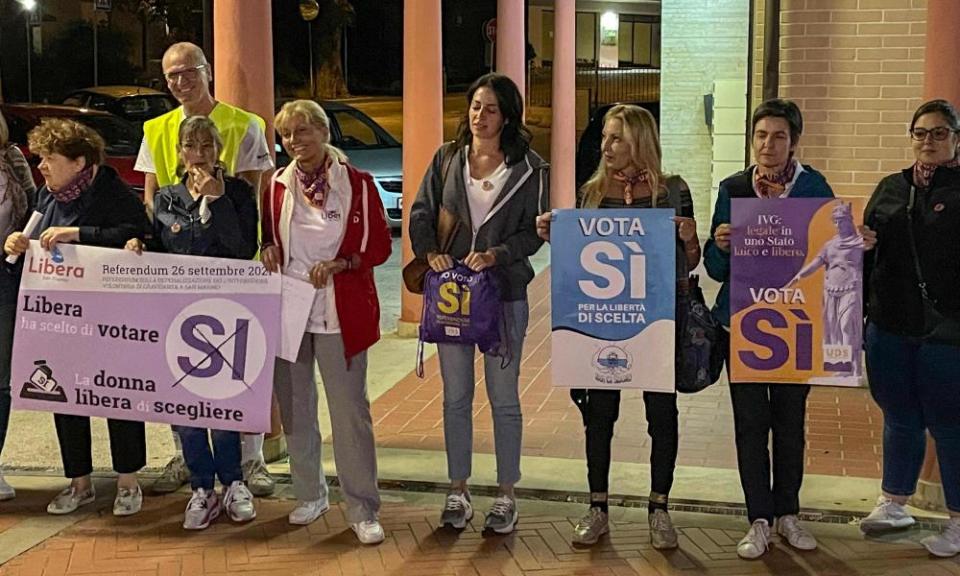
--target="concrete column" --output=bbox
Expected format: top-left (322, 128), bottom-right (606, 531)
top-left (497, 0), bottom-right (526, 92)
top-left (550, 0), bottom-right (576, 209)
top-left (212, 0), bottom-right (275, 155)
top-left (912, 0), bottom-right (960, 513)
top-left (399, 0), bottom-right (444, 334)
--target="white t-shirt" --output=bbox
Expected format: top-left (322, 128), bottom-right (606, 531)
top-left (464, 152), bottom-right (509, 233)
top-left (287, 162), bottom-right (349, 334)
top-left (134, 108), bottom-right (274, 175)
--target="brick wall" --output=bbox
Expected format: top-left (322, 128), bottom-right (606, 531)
top-left (776, 0), bottom-right (927, 196)
top-left (661, 0), bottom-right (750, 233)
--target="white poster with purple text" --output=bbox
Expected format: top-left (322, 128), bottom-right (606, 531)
top-left (11, 241), bottom-right (280, 433)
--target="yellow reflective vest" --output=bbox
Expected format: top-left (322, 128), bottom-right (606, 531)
top-left (142, 102), bottom-right (266, 187)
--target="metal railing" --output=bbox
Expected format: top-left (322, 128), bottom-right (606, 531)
top-left (527, 63), bottom-right (661, 110)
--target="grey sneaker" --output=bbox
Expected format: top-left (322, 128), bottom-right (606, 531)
top-left (921, 518), bottom-right (960, 558)
top-left (483, 495), bottom-right (518, 534)
top-left (440, 492), bottom-right (473, 529)
top-left (0, 470), bottom-right (15, 501)
top-left (649, 509), bottom-right (678, 549)
top-left (113, 485), bottom-right (143, 517)
top-left (572, 507), bottom-right (609, 546)
top-left (222, 481), bottom-right (256, 523)
top-left (242, 460), bottom-right (276, 497)
top-left (47, 486), bottom-right (96, 515)
top-left (152, 455), bottom-right (190, 494)
top-left (737, 519), bottom-right (771, 560)
top-left (183, 488), bottom-right (220, 530)
top-left (860, 496), bottom-right (916, 534)
top-left (776, 515), bottom-right (817, 550)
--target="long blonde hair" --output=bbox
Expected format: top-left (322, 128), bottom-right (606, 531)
top-left (274, 99), bottom-right (347, 163)
top-left (580, 104), bottom-right (665, 208)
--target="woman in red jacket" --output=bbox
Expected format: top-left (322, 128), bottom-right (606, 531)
top-left (262, 100), bottom-right (391, 545)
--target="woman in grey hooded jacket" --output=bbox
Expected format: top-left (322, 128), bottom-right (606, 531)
top-left (409, 73), bottom-right (548, 535)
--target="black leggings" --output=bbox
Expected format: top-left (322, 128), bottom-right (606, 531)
top-left (55, 414), bottom-right (146, 478)
top-left (572, 388), bottom-right (679, 499)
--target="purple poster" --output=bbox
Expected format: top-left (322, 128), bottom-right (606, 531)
top-left (730, 198), bottom-right (865, 386)
top-left (11, 242), bottom-right (281, 432)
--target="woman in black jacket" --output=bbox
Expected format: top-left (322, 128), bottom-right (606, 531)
top-left (3, 118), bottom-right (148, 517)
top-left (125, 115), bottom-right (258, 530)
top-left (861, 99), bottom-right (960, 557)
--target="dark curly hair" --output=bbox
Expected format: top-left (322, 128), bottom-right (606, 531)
top-left (27, 118), bottom-right (105, 167)
top-left (455, 73), bottom-right (532, 165)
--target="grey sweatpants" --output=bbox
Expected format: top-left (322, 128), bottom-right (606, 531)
top-left (274, 332), bottom-right (381, 523)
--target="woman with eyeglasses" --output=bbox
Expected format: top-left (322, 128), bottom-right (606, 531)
top-left (859, 99), bottom-right (960, 557)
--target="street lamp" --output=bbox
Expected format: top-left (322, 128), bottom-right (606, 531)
top-left (17, 0), bottom-right (37, 102)
top-left (299, 0), bottom-right (319, 96)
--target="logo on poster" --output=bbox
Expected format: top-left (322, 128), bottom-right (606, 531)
top-left (593, 345), bottom-right (633, 384)
top-left (165, 299), bottom-right (267, 400)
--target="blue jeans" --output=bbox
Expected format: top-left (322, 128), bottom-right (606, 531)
top-left (177, 426), bottom-right (242, 490)
top-left (0, 303), bottom-right (15, 457)
top-left (865, 322), bottom-right (960, 513)
top-left (439, 299), bottom-right (529, 485)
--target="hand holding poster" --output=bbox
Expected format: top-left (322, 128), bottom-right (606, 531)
top-left (551, 209), bottom-right (676, 391)
top-left (11, 242), bottom-right (280, 432)
top-left (730, 198), bottom-right (865, 386)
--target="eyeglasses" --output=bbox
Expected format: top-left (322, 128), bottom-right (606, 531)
top-left (909, 126), bottom-right (956, 141)
top-left (164, 64), bottom-right (206, 84)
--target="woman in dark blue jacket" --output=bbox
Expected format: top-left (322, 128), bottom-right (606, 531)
top-left (126, 116), bottom-right (258, 531)
top-left (704, 99), bottom-right (834, 560)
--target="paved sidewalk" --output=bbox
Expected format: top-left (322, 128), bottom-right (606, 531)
top-left (0, 478), bottom-right (956, 576)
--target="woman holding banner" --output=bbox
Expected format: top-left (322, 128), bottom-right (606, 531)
top-left (704, 99), bottom-right (833, 559)
top-left (3, 118), bottom-right (148, 516)
top-left (409, 73), bottom-right (547, 535)
top-left (262, 100), bottom-right (391, 544)
top-left (125, 115), bottom-right (259, 530)
top-left (536, 104), bottom-right (699, 548)
top-left (0, 110), bottom-right (37, 502)
top-left (860, 99), bottom-right (960, 557)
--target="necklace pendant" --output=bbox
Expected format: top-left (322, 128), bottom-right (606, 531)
top-left (481, 180), bottom-right (494, 192)
top-left (623, 191), bottom-right (633, 205)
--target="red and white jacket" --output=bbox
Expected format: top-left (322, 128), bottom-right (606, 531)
top-left (262, 160), bottom-right (392, 361)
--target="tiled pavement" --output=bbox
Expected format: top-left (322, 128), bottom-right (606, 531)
top-left (371, 270), bottom-right (885, 479)
top-left (0, 485), bottom-right (956, 576)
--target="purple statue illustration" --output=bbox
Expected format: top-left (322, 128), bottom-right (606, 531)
top-left (788, 202), bottom-right (863, 376)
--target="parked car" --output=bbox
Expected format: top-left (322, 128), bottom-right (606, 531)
top-left (1, 104), bottom-right (145, 197)
top-left (276, 99), bottom-right (403, 229)
top-left (62, 86), bottom-right (177, 127)
top-left (576, 102), bottom-right (661, 191)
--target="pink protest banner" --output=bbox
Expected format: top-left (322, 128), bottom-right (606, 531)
top-left (11, 241), bottom-right (280, 433)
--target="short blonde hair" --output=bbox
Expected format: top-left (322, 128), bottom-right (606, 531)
top-left (27, 118), bottom-right (105, 167)
top-left (275, 100), bottom-right (346, 162)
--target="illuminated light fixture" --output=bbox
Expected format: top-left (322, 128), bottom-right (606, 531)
top-left (19, 0), bottom-right (37, 10)
top-left (600, 11), bottom-right (619, 33)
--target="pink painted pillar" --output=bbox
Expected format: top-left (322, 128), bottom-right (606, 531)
top-left (213, 0), bottom-right (275, 157)
top-left (497, 0), bottom-right (526, 93)
top-left (399, 0), bottom-right (444, 332)
top-left (911, 0), bottom-right (960, 512)
top-left (550, 0), bottom-right (576, 209)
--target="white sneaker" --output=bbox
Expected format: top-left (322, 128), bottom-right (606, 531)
top-left (0, 471), bottom-right (15, 501)
top-left (737, 519), bottom-right (771, 560)
top-left (351, 519), bottom-right (385, 545)
top-left (47, 486), bottom-right (96, 515)
top-left (859, 496), bottom-right (916, 534)
top-left (222, 481), bottom-right (256, 523)
top-left (183, 488), bottom-right (220, 530)
top-left (921, 518), bottom-right (960, 558)
top-left (776, 515), bottom-right (817, 550)
top-left (113, 485), bottom-right (143, 517)
top-left (288, 498), bottom-right (329, 525)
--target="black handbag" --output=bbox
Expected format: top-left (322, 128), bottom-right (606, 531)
top-left (904, 185), bottom-right (960, 344)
